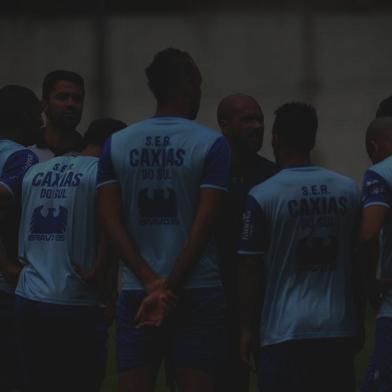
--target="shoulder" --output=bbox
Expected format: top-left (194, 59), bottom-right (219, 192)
top-left (0, 139), bottom-right (28, 155)
top-left (366, 156), bottom-right (392, 183)
top-left (255, 155), bottom-right (276, 172)
top-left (248, 170), bottom-right (286, 202)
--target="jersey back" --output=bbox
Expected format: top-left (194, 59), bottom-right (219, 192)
top-left (97, 116), bottom-right (230, 290)
top-left (16, 155), bottom-right (99, 305)
top-left (239, 165), bottom-right (360, 346)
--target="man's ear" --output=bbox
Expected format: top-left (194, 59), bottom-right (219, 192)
top-left (218, 118), bottom-right (229, 134)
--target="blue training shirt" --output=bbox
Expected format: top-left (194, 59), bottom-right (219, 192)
top-left (238, 165), bottom-right (360, 347)
top-left (361, 155), bottom-right (392, 319)
top-left (97, 116), bottom-right (230, 290)
top-left (0, 139), bottom-right (38, 294)
top-left (16, 155), bottom-right (101, 306)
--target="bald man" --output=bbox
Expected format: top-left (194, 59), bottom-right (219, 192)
top-left (360, 118), bottom-right (392, 391)
top-left (215, 94), bottom-right (276, 392)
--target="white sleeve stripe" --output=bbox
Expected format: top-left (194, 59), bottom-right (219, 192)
top-left (0, 181), bottom-right (15, 198)
top-left (96, 180), bottom-right (119, 189)
top-left (200, 184), bottom-right (228, 192)
top-left (363, 201), bottom-right (391, 209)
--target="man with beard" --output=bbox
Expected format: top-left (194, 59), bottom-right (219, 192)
top-left (215, 94), bottom-right (275, 392)
top-left (30, 70), bottom-right (85, 162)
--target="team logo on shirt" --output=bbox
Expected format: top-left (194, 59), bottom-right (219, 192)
top-left (138, 188), bottom-right (179, 225)
top-left (28, 206), bottom-right (68, 241)
top-left (296, 236), bottom-right (337, 271)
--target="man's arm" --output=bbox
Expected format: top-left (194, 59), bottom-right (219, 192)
top-left (165, 187), bottom-right (225, 292)
top-left (237, 194), bottom-right (269, 365)
top-left (238, 254), bottom-right (263, 365)
top-left (98, 183), bottom-right (162, 293)
top-left (358, 168), bottom-right (392, 308)
top-left (96, 137), bottom-right (163, 293)
top-left (358, 205), bottom-right (389, 309)
top-left (0, 149), bottom-right (38, 208)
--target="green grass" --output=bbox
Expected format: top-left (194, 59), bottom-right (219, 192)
top-left (101, 310), bottom-right (377, 391)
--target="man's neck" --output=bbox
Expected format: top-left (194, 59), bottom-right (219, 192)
top-left (43, 124), bottom-right (78, 152)
top-left (230, 145), bottom-right (259, 172)
top-left (81, 145), bottom-right (100, 158)
top-left (155, 102), bottom-right (192, 119)
top-left (279, 155), bottom-right (311, 169)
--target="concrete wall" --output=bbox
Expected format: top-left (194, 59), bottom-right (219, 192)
top-left (1, 11), bottom-right (392, 182)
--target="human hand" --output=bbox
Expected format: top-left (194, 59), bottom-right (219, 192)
top-left (4, 263), bottom-right (22, 285)
top-left (145, 276), bottom-right (167, 294)
top-left (239, 327), bottom-right (255, 370)
top-left (135, 289), bottom-right (178, 328)
top-left (73, 264), bottom-right (98, 287)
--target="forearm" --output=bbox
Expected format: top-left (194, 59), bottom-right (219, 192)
top-left (101, 216), bottom-right (157, 290)
top-left (239, 256), bottom-right (262, 331)
top-left (166, 221), bottom-right (213, 292)
top-left (166, 188), bottom-right (223, 292)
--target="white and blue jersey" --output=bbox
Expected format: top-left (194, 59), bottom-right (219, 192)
top-left (16, 155), bottom-right (100, 306)
top-left (238, 165), bottom-right (360, 347)
top-left (361, 155), bottom-right (392, 319)
top-left (0, 139), bottom-right (38, 294)
top-left (97, 115), bottom-right (230, 290)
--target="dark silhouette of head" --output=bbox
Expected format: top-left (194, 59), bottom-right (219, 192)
top-left (42, 70), bottom-right (85, 132)
top-left (272, 102), bottom-right (317, 164)
top-left (145, 48), bottom-right (202, 119)
top-left (0, 85), bottom-right (42, 146)
top-left (366, 117), bottom-right (392, 164)
top-left (84, 118), bottom-right (126, 149)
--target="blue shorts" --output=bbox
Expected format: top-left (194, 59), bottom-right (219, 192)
top-left (258, 338), bottom-right (356, 392)
top-left (15, 295), bottom-right (108, 392)
top-left (116, 287), bottom-right (226, 375)
top-left (361, 317), bottom-right (392, 392)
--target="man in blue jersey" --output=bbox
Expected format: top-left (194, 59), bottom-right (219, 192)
top-left (14, 118), bottom-right (125, 391)
top-left (238, 102), bottom-right (361, 392)
top-left (359, 117), bottom-right (392, 391)
top-left (97, 48), bottom-right (230, 392)
top-left (30, 70), bottom-right (85, 162)
top-left (0, 85), bottom-right (41, 391)
top-left (216, 94), bottom-right (275, 392)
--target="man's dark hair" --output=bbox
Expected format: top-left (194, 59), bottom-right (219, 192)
top-left (376, 96), bottom-right (392, 118)
top-left (273, 102), bottom-right (318, 155)
top-left (145, 48), bottom-right (198, 104)
top-left (42, 70), bottom-right (85, 99)
top-left (0, 85), bottom-right (40, 132)
top-left (84, 118), bottom-right (126, 148)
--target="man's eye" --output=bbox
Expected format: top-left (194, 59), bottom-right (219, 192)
top-left (54, 93), bottom-right (68, 100)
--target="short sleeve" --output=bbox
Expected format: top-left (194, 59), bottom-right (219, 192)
top-left (238, 195), bottom-right (270, 255)
top-left (97, 137), bottom-right (118, 188)
top-left (200, 136), bottom-right (230, 191)
top-left (0, 149), bottom-right (38, 198)
top-left (361, 169), bottom-right (392, 209)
